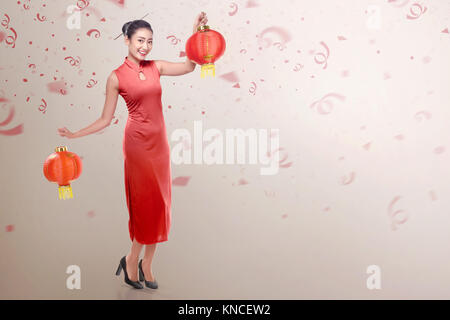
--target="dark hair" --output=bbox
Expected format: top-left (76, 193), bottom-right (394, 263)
top-left (122, 20), bottom-right (153, 39)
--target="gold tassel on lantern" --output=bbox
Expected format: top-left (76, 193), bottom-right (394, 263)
top-left (58, 185), bottom-right (73, 200)
top-left (201, 63), bottom-right (215, 78)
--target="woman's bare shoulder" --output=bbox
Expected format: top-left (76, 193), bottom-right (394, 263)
top-left (108, 70), bottom-right (119, 89)
top-left (153, 60), bottom-right (162, 74)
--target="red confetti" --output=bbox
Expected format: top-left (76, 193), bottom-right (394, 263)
top-left (273, 42), bottom-right (286, 51)
top-left (64, 56), bottom-right (81, 67)
top-left (363, 142), bottom-right (372, 150)
top-left (87, 29), bottom-right (100, 38)
top-left (5, 27), bottom-right (17, 48)
top-left (293, 63), bottom-right (303, 72)
top-left (314, 41), bottom-right (330, 69)
top-left (257, 26), bottom-right (292, 50)
top-left (249, 81), bottom-right (257, 95)
top-left (246, 0), bottom-right (259, 8)
top-left (414, 110), bottom-right (432, 121)
top-left (47, 80), bottom-right (68, 95)
top-left (388, 196), bottom-right (408, 231)
top-left (434, 146), bottom-right (445, 154)
top-left (309, 92), bottom-right (346, 115)
top-left (77, 0), bottom-right (90, 10)
top-left (0, 104), bottom-right (15, 126)
top-left (341, 70), bottom-right (349, 77)
top-left (406, 3), bottom-right (427, 20)
top-left (36, 13), bottom-right (46, 21)
top-left (219, 71), bottom-right (239, 82)
top-left (166, 35), bottom-right (180, 45)
top-left (38, 98), bottom-right (47, 114)
top-left (237, 178), bottom-right (248, 185)
top-left (172, 176), bottom-right (191, 186)
top-left (340, 172), bottom-right (355, 185)
top-left (2, 13), bottom-right (11, 29)
top-left (86, 78), bottom-right (98, 88)
top-left (228, 3), bottom-right (238, 16)
top-left (107, 0), bottom-right (125, 7)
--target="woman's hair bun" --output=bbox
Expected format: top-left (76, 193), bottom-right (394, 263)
top-left (122, 20), bottom-right (134, 37)
top-left (121, 19), bottom-right (153, 39)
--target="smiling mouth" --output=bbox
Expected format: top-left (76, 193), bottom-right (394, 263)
top-left (138, 50), bottom-right (147, 56)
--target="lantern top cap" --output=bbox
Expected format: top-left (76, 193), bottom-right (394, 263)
top-left (197, 25), bottom-right (210, 32)
top-left (55, 146), bottom-right (67, 152)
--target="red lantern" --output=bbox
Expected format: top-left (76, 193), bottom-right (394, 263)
top-left (43, 146), bottom-right (82, 200)
top-left (186, 25), bottom-right (226, 78)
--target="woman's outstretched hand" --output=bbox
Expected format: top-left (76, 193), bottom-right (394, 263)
top-left (57, 126), bottom-right (76, 139)
top-left (193, 12), bottom-right (208, 32)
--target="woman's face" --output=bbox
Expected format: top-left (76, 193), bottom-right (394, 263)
top-left (125, 28), bottom-right (153, 61)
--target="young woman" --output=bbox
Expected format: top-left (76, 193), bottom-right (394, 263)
top-left (58, 12), bottom-right (208, 289)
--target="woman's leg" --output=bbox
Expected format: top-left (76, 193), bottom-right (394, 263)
top-left (142, 243), bottom-right (157, 281)
top-left (126, 238), bottom-right (143, 281)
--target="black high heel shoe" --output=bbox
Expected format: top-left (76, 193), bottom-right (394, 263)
top-left (138, 259), bottom-right (158, 289)
top-left (115, 256), bottom-right (143, 289)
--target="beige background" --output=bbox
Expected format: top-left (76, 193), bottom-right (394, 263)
top-left (1, 0), bottom-right (450, 299)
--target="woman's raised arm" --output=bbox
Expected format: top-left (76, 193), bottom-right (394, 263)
top-left (151, 12), bottom-right (208, 78)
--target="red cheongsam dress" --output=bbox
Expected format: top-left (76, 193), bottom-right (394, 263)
top-left (114, 56), bottom-right (171, 244)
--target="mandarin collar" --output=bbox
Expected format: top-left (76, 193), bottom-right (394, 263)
top-left (124, 56), bottom-right (146, 71)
